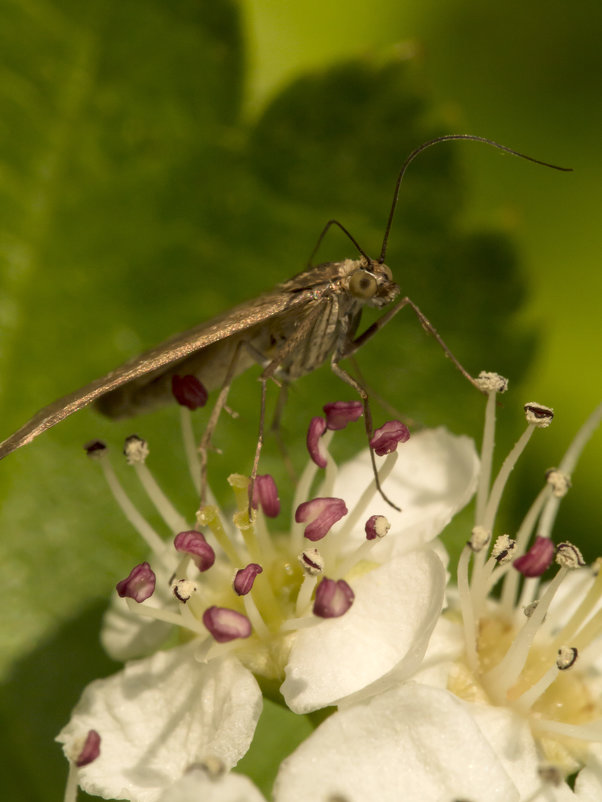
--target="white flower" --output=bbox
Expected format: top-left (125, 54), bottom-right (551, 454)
top-left (271, 393), bottom-right (602, 802)
top-left (57, 410), bottom-right (478, 801)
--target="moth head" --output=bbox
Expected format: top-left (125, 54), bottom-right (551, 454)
top-left (348, 261), bottom-right (399, 307)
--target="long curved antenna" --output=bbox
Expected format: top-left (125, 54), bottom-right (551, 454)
top-left (378, 134), bottom-right (572, 264)
top-left (307, 219), bottom-right (370, 267)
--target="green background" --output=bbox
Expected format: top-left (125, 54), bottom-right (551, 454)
top-left (0, 1), bottom-right (599, 799)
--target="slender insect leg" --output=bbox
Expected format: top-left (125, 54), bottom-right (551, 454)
top-left (346, 297), bottom-right (482, 391)
top-left (348, 355), bottom-right (413, 426)
top-left (330, 356), bottom-right (401, 512)
top-left (198, 340), bottom-right (245, 504)
top-left (270, 382), bottom-right (297, 482)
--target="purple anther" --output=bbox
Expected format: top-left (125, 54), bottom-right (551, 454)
top-left (252, 474), bottom-right (280, 518)
top-left (307, 416), bottom-right (328, 468)
top-left (514, 536), bottom-right (556, 578)
top-left (116, 562), bottom-right (156, 602)
top-left (295, 497), bottom-right (348, 541)
top-left (323, 400), bottom-right (363, 430)
top-left (174, 530), bottom-right (216, 572)
top-left (202, 606), bottom-right (252, 643)
top-left (171, 374), bottom-right (208, 410)
top-left (234, 563), bottom-right (263, 596)
top-left (313, 578), bottom-right (355, 618)
top-left (365, 514), bottom-right (390, 540)
top-left (370, 420), bottom-right (411, 456)
top-left (75, 729), bottom-right (101, 767)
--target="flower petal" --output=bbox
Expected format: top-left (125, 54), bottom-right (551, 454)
top-left (157, 767), bottom-right (267, 802)
top-left (274, 683), bottom-right (520, 802)
top-left (56, 644), bottom-right (262, 802)
top-left (282, 549), bottom-right (446, 713)
top-left (331, 428), bottom-right (479, 554)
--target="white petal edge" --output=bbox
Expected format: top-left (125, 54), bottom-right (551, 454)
top-left (274, 682), bottom-right (520, 802)
top-left (281, 548), bottom-right (446, 713)
top-left (57, 644), bottom-right (262, 802)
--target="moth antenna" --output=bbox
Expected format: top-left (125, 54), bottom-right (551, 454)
top-left (308, 219), bottom-right (370, 267)
top-left (378, 134), bottom-right (573, 264)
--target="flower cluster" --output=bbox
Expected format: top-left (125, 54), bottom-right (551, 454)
top-left (56, 374), bottom-right (601, 802)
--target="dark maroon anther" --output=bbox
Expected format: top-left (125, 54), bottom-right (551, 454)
top-left (252, 474), bottom-right (280, 518)
top-left (307, 416), bottom-right (328, 468)
top-left (116, 562), bottom-right (156, 602)
top-left (75, 729), bottom-right (101, 767)
top-left (234, 563), bottom-right (263, 596)
top-left (313, 578), bottom-right (355, 618)
top-left (202, 606), bottom-right (252, 643)
top-left (365, 514), bottom-right (390, 540)
top-left (295, 497), bottom-right (348, 541)
top-left (171, 374), bottom-right (208, 410)
top-left (174, 530), bottom-right (216, 572)
top-left (514, 536), bottom-right (556, 578)
top-left (369, 420), bottom-right (411, 456)
top-left (323, 401), bottom-right (363, 430)
top-left (84, 440), bottom-right (107, 458)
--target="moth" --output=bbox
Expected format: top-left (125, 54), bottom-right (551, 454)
top-left (0, 135), bottom-right (568, 506)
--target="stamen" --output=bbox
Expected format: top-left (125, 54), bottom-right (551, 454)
top-left (75, 729), bottom-right (101, 767)
top-left (307, 416), bottom-right (328, 468)
top-left (555, 541), bottom-right (585, 569)
top-left (174, 530), bottom-right (216, 572)
top-left (537, 402), bottom-right (602, 539)
top-left (87, 444), bottom-right (165, 555)
top-left (514, 536), bottom-right (555, 577)
top-left (468, 525), bottom-right (491, 553)
top-left (475, 371), bottom-right (509, 394)
top-left (546, 469), bottom-right (571, 498)
top-left (365, 514), bottom-right (390, 540)
top-left (123, 435), bottom-right (188, 532)
top-left (179, 405), bottom-right (202, 494)
top-left (556, 645), bottom-right (578, 670)
top-left (171, 374), bottom-right (208, 410)
top-left (313, 578), bottom-right (355, 618)
top-left (291, 431), bottom-right (335, 551)
top-left (323, 400), bottom-right (363, 430)
top-left (369, 420), bottom-right (410, 455)
top-left (475, 377), bottom-right (507, 524)
top-left (491, 534), bottom-right (516, 564)
top-left (483, 566), bottom-right (569, 701)
top-left (524, 402), bottom-right (554, 428)
top-left (171, 578), bottom-right (198, 603)
top-left (202, 606), bottom-right (252, 643)
top-left (116, 562), bottom-right (156, 602)
top-left (252, 474), bottom-right (280, 518)
top-left (234, 563), bottom-right (263, 596)
top-left (335, 515), bottom-right (391, 578)
top-left (295, 497), bottom-right (348, 541)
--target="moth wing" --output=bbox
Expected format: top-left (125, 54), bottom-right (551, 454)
top-left (0, 287), bottom-right (307, 459)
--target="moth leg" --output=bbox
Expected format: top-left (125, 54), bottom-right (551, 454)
top-left (270, 383), bottom-right (297, 483)
top-left (345, 297), bottom-right (482, 391)
top-left (330, 356), bottom-right (401, 512)
top-left (198, 340), bottom-right (245, 504)
top-left (348, 355), bottom-right (414, 426)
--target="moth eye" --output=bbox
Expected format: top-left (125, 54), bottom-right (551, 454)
top-left (349, 270), bottom-right (378, 299)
